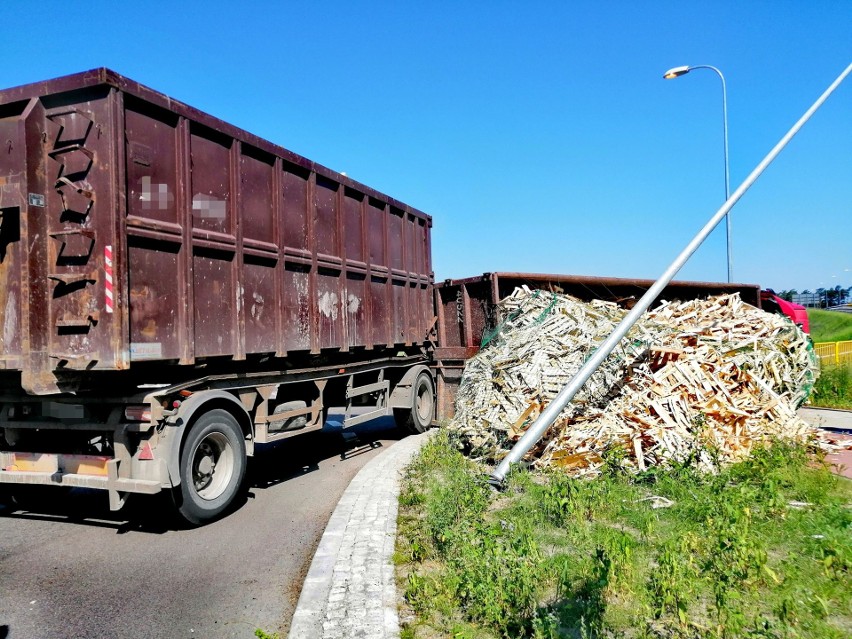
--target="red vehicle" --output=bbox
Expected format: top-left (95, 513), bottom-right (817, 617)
top-left (761, 290), bottom-right (810, 333)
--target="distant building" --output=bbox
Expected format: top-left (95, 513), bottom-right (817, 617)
top-left (792, 293), bottom-right (822, 308)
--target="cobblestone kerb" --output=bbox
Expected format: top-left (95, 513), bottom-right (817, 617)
top-left (288, 431), bottom-right (433, 639)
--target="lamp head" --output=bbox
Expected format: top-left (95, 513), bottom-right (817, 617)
top-left (663, 65), bottom-right (691, 79)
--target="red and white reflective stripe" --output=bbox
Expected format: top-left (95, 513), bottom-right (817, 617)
top-left (138, 442), bottom-right (155, 461)
top-left (104, 245), bottom-right (114, 314)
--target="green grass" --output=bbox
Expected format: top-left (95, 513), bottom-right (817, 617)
top-left (806, 309), bottom-right (852, 409)
top-left (811, 364), bottom-right (852, 410)
top-left (808, 309), bottom-right (852, 343)
top-left (397, 431), bottom-right (852, 639)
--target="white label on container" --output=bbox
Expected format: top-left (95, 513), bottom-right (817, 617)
top-left (28, 193), bottom-right (45, 207)
top-left (130, 342), bottom-right (163, 359)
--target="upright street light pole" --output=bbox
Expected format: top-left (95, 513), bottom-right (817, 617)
top-left (663, 64), bottom-right (732, 283)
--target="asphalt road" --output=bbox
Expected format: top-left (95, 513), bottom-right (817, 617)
top-left (798, 407), bottom-right (852, 479)
top-left (0, 414), bottom-right (404, 639)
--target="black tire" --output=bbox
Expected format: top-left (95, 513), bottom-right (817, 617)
top-left (394, 371), bottom-right (435, 434)
top-left (175, 409), bottom-right (247, 525)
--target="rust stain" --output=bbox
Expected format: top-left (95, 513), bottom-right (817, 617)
top-left (142, 319), bottom-right (157, 338)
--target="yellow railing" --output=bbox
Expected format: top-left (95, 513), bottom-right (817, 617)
top-left (814, 340), bottom-right (852, 366)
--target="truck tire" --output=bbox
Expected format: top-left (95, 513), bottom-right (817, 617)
top-left (175, 409), bottom-right (246, 525)
top-left (394, 371), bottom-right (435, 434)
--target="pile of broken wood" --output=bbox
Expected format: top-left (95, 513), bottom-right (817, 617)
top-left (449, 286), bottom-right (823, 476)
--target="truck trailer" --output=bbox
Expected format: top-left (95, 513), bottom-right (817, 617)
top-left (0, 69), bottom-right (435, 524)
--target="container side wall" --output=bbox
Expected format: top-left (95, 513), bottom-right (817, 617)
top-left (388, 207), bottom-right (406, 345)
top-left (240, 146), bottom-right (277, 355)
top-left (189, 125), bottom-right (236, 358)
top-left (436, 273), bottom-right (763, 357)
top-left (280, 163), bottom-right (312, 352)
top-left (0, 102), bottom-right (28, 371)
top-left (44, 95), bottom-right (110, 367)
top-left (314, 176), bottom-right (344, 350)
top-left (343, 188), bottom-right (367, 347)
top-left (406, 214), bottom-right (431, 344)
top-left (367, 198), bottom-right (390, 348)
top-left (125, 98), bottom-right (183, 362)
top-left (7, 86), bottom-right (128, 394)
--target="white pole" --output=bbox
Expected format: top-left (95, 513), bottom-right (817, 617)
top-left (683, 65), bottom-right (732, 282)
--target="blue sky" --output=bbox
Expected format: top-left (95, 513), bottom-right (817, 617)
top-left (4, 1), bottom-right (850, 292)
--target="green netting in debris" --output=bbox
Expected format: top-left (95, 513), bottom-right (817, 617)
top-left (534, 291), bottom-right (559, 323)
top-left (480, 309), bottom-right (524, 348)
top-left (480, 290), bottom-right (560, 348)
top-left (798, 338), bottom-right (819, 405)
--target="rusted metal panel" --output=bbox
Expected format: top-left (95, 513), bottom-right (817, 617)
top-left (488, 272), bottom-right (761, 309)
top-left (436, 272), bottom-right (762, 353)
top-left (0, 101), bottom-right (28, 372)
top-left (14, 85), bottom-right (127, 393)
top-left (0, 69), bottom-right (434, 395)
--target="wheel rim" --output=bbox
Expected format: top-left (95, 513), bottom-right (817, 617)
top-left (415, 378), bottom-right (434, 424)
top-left (190, 431), bottom-right (235, 500)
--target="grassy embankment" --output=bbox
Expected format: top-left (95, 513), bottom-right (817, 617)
top-left (809, 309), bottom-right (852, 343)
top-left (396, 432), bottom-right (851, 639)
top-left (809, 310), bottom-right (852, 410)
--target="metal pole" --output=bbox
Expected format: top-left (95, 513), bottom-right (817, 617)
top-left (490, 62), bottom-right (852, 486)
top-left (718, 69), bottom-right (732, 282)
top-left (671, 64), bottom-right (733, 282)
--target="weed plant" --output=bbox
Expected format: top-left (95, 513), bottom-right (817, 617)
top-left (397, 432), bottom-right (852, 638)
top-left (810, 364), bottom-right (852, 409)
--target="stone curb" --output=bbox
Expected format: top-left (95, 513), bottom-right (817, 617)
top-left (288, 430), bottom-right (434, 639)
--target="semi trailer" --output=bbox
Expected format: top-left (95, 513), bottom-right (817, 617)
top-left (0, 69), bottom-right (435, 524)
top-left (0, 69), bottom-right (773, 524)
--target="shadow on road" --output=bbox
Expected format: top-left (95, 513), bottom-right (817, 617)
top-left (0, 411), bottom-right (406, 532)
top-left (248, 412), bottom-right (404, 490)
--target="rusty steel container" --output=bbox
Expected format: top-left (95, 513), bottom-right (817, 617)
top-left (433, 272), bottom-right (762, 418)
top-left (0, 69), bottom-right (433, 395)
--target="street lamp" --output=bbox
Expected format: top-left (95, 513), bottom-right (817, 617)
top-left (663, 64), bottom-right (732, 283)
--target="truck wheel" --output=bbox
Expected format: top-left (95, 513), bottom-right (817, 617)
top-left (176, 409), bottom-right (246, 525)
top-left (394, 371), bottom-right (435, 434)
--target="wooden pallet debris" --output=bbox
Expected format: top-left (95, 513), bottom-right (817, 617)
top-left (449, 287), bottom-right (822, 477)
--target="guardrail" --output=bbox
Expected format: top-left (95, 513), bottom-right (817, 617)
top-left (814, 341), bottom-right (852, 366)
